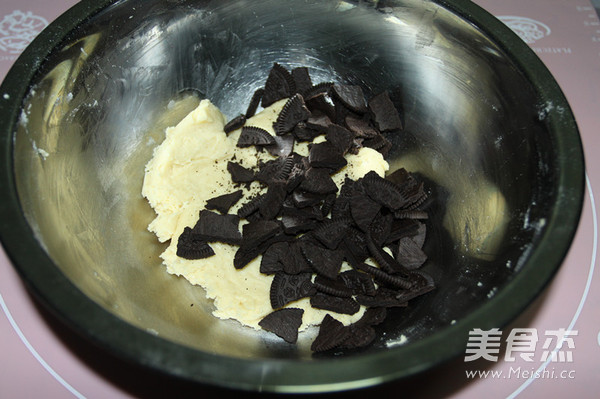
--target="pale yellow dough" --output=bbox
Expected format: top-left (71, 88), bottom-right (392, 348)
top-left (142, 99), bottom-right (389, 330)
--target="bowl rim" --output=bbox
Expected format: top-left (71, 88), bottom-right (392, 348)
top-left (0, 0), bottom-right (586, 393)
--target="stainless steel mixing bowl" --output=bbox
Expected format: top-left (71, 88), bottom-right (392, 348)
top-left (0, 0), bottom-right (584, 393)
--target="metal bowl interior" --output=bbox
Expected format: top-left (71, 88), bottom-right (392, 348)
top-left (0, 0), bottom-right (584, 393)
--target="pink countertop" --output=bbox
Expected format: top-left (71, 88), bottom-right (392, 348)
top-left (1, 1), bottom-right (599, 397)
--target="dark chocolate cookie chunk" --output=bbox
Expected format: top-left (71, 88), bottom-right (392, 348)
top-left (396, 236), bottom-right (428, 270)
top-left (325, 123), bottom-right (355, 154)
top-left (338, 325), bottom-right (377, 349)
top-left (393, 271), bottom-right (435, 303)
top-left (260, 241), bottom-right (288, 274)
top-left (386, 219), bottom-right (422, 244)
top-left (308, 141), bottom-right (347, 171)
top-left (365, 235), bottom-right (406, 274)
top-left (193, 210), bottom-right (242, 245)
top-left (254, 156), bottom-right (294, 185)
top-left (355, 262), bottom-right (413, 290)
top-left (259, 308), bottom-right (304, 344)
top-left (362, 170), bottom-right (408, 211)
top-left (312, 218), bottom-right (352, 250)
top-left (310, 292), bottom-right (360, 315)
top-left (265, 134), bottom-right (295, 157)
top-left (281, 240), bottom-right (313, 275)
top-left (237, 193), bottom-right (266, 219)
top-left (234, 230), bottom-right (292, 269)
top-left (227, 161), bottom-right (255, 183)
top-left (345, 115), bottom-right (378, 138)
top-left (273, 94), bottom-right (311, 136)
top-left (350, 192), bottom-right (381, 232)
top-left (292, 190), bottom-right (324, 209)
top-left (355, 307), bottom-right (387, 326)
top-left (237, 126), bottom-right (275, 147)
top-left (330, 178), bottom-right (356, 220)
top-left (302, 82), bottom-right (333, 101)
top-left (368, 91), bottom-right (403, 132)
top-left (411, 222), bottom-right (427, 249)
top-left (341, 228), bottom-right (370, 264)
top-left (292, 122), bottom-right (321, 142)
top-left (205, 190), bottom-right (243, 214)
top-left (311, 314), bottom-right (351, 352)
top-left (362, 133), bottom-right (392, 158)
top-left (305, 110), bottom-right (332, 133)
top-left (259, 182), bottom-right (287, 220)
top-left (224, 114), bottom-right (246, 133)
top-left (331, 84), bottom-right (368, 114)
top-left (313, 275), bottom-right (354, 298)
top-left (241, 219), bottom-right (282, 248)
top-left (299, 167), bottom-right (338, 195)
top-left (291, 67), bottom-right (313, 95)
top-left (262, 63), bottom-right (296, 107)
top-left (356, 287), bottom-right (409, 308)
top-left (176, 227), bottom-right (215, 260)
top-left (245, 88), bottom-right (264, 118)
top-left (368, 210), bottom-right (393, 246)
top-left (270, 272), bottom-right (315, 309)
top-left (339, 269), bottom-right (376, 296)
top-left (300, 241), bottom-right (344, 279)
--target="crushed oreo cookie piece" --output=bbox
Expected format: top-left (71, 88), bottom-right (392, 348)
top-left (355, 307), bottom-right (387, 327)
top-left (332, 84), bottom-right (368, 114)
top-left (345, 115), bottom-right (379, 139)
top-left (224, 114), bottom-right (246, 134)
top-left (262, 63), bottom-right (296, 107)
top-left (313, 275), bottom-right (354, 298)
top-left (310, 292), bottom-right (360, 315)
top-left (299, 167), bottom-right (338, 195)
top-left (396, 236), bottom-right (428, 270)
top-left (193, 210), bottom-right (242, 245)
top-left (340, 269), bottom-right (377, 297)
top-left (356, 287), bottom-right (409, 308)
top-left (291, 67), bottom-right (313, 95)
top-left (311, 314), bottom-right (351, 352)
top-left (205, 190), bottom-right (243, 214)
top-left (302, 81), bottom-right (333, 101)
top-left (300, 241), bottom-right (344, 279)
top-left (176, 227), bottom-right (215, 260)
top-left (245, 88), bottom-right (264, 118)
top-left (227, 161), bottom-right (255, 183)
top-left (305, 110), bottom-right (332, 133)
top-left (241, 220), bottom-right (282, 248)
top-left (259, 308), bottom-right (304, 344)
top-left (237, 126), bottom-right (276, 148)
top-left (260, 241), bottom-right (288, 274)
top-left (273, 94), bottom-right (311, 136)
top-left (338, 325), bottom-right (377, 349)
top-left (259, 182), bottom-right (287, 220)
top-left (237, 193), bottom-right (266, 219)
top-left (270, 272), bottom-right (315, 309)
top-left (362, 170), bottom-right (410, 211)
top-left (308, 141), bottom-right (347, 171)
top-left (350, 193), bottom-right (381, 232)
top-left (325, 123), bottom-right (355, 155)
top-left (363, 133), bottom-right (392, 157)
top-left (292, 122), bottom-right (322, 142)
top-left (266, 134), bottom-right (295, 157)
top-left (312, 217), bottom-right (352, 250)
top-left (368, 90), bottom-right (403, 132)
top-left (280, 240), bottom-right (313, 275)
